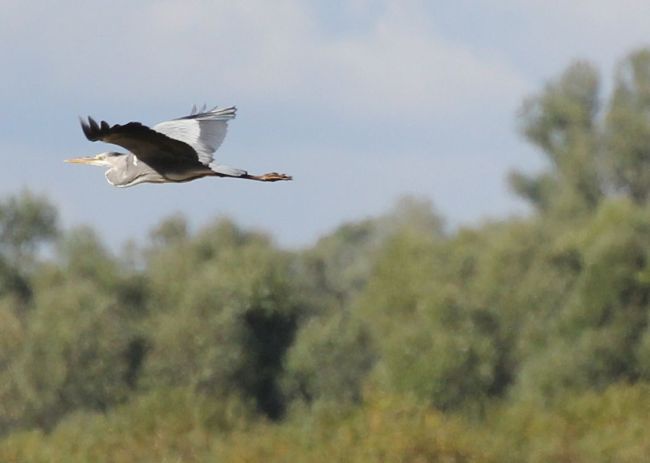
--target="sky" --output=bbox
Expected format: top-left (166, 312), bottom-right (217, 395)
top-left (1, 0), bottom-right (649, 249)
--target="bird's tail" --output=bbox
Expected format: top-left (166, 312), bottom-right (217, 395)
top-left (211, 164), bottom-right (247, 177)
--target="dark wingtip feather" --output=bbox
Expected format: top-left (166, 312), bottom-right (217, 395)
top-left (88, 116), bottom-right (99, 133)
top-left (79, 116), bottom-right (111, 142)
top-left (80, 116), bottom-right (94, 141)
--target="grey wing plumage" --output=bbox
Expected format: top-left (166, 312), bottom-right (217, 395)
top-left (80, 117), bottom-right (199, 166)
top-left (152, 105), bottom-right (236, 166)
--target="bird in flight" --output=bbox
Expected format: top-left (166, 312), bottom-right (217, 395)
top-left (66, 105), bottom-right (292, 187)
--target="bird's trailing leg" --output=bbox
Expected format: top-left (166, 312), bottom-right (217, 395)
top-left (211, 165), bottom-right (292, 182)
top-left (244, 172), bottom-right (292, 182)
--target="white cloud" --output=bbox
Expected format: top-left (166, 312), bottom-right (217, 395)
top-left (315, 6), bottom-right (527, 116)
top-left (473, 0), bottom-right (650, 73)
top-left (0, 0), bottom-right (527, 120)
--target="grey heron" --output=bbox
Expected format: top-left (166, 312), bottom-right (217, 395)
top-left (66, 105), bottom-right (292, 187)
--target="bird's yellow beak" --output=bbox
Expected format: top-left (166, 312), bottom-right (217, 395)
top-left (65, 155), bottom-right (101, 165)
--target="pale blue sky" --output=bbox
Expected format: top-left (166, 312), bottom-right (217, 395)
top-left (1, 0), bottom-right (649, 248)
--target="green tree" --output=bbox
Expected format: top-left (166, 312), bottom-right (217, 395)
top-left (149, 213), bottom-right (189, 248)
top-left (283, 312), bottom-right (375, 405)
top-left (0, 191), bottom-right (58, 265)
top-left (0, 226), bottom-right (147, 431)
top-left (142, 220), bottom-right (301, 419)
top-left (514, 199), bottom-right (650, 401)
top-left (299, 218), bottom-right (380, 313)
top-left (605, 49), bottom-right (650, 203)
top-left (358, 220), bottom-right (503, 411)
top-left (297, 196), bottom-right (443, 316)
top-left (0, 191), bottom-right (58, 307)
top-left (11, 281), bottom-right (133, 430)
top-left (511, 61), bottom-right (603, 214)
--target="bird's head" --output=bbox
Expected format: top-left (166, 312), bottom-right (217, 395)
top-left (65, 152), bottom-right (122, 167)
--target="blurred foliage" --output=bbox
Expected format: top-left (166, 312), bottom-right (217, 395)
top-left (283, 312), bottom-right (375, 405)
top-left (3, 49), bottom-right (650, 460)
top-left (0, 191), bottom-right (58, 265)
top-left (511, 61), bottom-right (602, 215)
top-left (605, 49), bottom-right (650, 203)
top-left (1, 385), bottom-right (649, 463)
top-left (142, 221), bottom-right (300, 418)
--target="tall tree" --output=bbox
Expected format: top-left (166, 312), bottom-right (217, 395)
top-left (511, 61), bottom-right (603, 214)
top-left (605, 49), bottom-right (650, 203)
top-left (142, 220), bottom-right (301, 419)
top-left (0, 191), bottom-right (58, 265)
top-left (0, 191), bottom-right (58, 305)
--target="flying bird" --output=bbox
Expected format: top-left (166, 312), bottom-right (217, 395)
top-left (66, 105), bottom-right (292, 187)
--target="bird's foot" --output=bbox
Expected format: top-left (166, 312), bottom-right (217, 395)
top-left (258, 172), bottom-right (292, 182)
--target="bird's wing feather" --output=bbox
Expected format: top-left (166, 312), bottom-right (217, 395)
top-left (152, 105), bottom-right (236, 166)
top-left (80, 117), bottom-right (199, 166)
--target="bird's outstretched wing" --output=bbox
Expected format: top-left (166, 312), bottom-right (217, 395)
top-left (80, 117), bottom-right (200, 166)
top-left (152, 105), bottom-right (236, 166)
